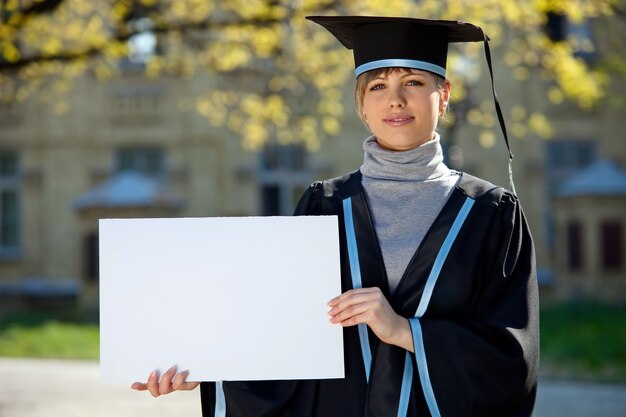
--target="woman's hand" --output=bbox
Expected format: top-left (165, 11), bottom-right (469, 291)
top-left (131, 366), bottom-right (200, 397)
top-left (328, 287), bottom-right (414, 352)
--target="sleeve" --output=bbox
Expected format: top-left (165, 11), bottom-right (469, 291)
top-left (293, 181), bottom-right (323, 216)
top-left (408, 194), bottom-right (539, 417)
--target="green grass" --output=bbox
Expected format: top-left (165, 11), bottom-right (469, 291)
top-left (1, 303), bottom-right (625, 381)
top-left (540, 302), bottom-right (626, 381)
top-left (0, 310), bottom-right (99, 360)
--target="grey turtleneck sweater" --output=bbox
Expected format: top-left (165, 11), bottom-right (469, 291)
top-left (360, 134), bottom-right (460, 293)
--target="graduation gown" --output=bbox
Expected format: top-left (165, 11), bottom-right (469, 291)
top-left (200, 170), bottom-right (539, 417)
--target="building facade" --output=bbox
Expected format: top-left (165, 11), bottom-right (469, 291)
top-left (1, 12), bottom-right (624, 313)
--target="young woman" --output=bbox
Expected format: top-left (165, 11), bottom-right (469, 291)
top-left (133, 16), bottom-right (539, 417)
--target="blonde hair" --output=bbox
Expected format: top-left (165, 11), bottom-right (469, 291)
top-left (354, 67), bottom-right (448, 127)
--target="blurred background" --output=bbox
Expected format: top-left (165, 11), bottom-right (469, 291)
top-left (0, 0), bottom-right (625, 415)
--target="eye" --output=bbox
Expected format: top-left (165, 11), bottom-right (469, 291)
top-left (406, 79), bottom-right (424, 86)
top-left (368, 82), bottom-right (386, 91)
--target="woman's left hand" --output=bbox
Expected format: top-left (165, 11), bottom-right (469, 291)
top-left (328, 287), bottom-right (414, 352)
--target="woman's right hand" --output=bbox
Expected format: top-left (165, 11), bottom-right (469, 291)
top-left (131, 366), bottom-right (200, 397)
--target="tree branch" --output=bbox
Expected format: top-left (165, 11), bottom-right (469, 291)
top-left (0, 16), bottom-right (281, 72)
top-left (0, 0), bottom-right (344, 72)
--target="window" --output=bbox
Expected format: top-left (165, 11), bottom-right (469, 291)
top-left (116, 147), bottom-right (165, 177)
top-left (546, 12), bottom-right (568, 43)
top-left (262, 144), bottom-right (306, 171)
top-left (601, 221), bottom-right (623, 270)
top-left (0, 151), bottom-right (20, 258)
top-left (261, 185), bottom-right (281, 216)
top-left (259, 144), bottom-right (309, 216)
top-left (545, 140), bottom-right (597, 248)
top-left (546, 140), bottom-right (597, 176)
top-left (545, 12), bottom-right (596, 62)
top-left (566, 221), bottom-right (584, 271)
top-left (83, 232), bottom-right (99, 282)
top-left (110, 85), bottom-right (165, 126)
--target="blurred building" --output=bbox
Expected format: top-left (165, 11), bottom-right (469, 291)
top-left (0, 11), bottom-right (624, 313)
top-left (0, 68), bottom-right (365, 312)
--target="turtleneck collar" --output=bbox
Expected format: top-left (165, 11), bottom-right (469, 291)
top-left (360, 133), bottom-right (451, 181)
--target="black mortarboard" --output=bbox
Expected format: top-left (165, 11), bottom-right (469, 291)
top-left (306, 15), bottom-right (517, 193)
top-left (305, 16), bottom-right (487, 78)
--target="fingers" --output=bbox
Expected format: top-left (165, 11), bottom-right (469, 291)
top-left (328, 287), bottom-right (399, 340)
top-left (131, 382), bottom-right (148, 391)
top-left (329, 300), bottom-right (372, 325)
top-left (147, 370), bottom-right (162, 397)
top-left (158, 366), bottom-right (177, 396)
top-left (172, 370), bottom-right (201, 391)
top-left (133, 367), bottom-right (199, 397)
top-left (328, 287), bottom-right (380, 307)
top-left (328, 288), bottom-right (385, 324)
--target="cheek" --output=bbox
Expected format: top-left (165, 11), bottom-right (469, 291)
top-left (362, 97), bottom-right (377, 118)
top-left (430, 94), bottom-right (442, 116)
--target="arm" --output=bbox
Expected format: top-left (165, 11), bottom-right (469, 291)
top-left (413, 194), bottom-right (539, 416)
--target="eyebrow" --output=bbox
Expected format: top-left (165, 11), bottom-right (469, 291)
top-left (400, 70), bottom-right (428, 78)
top-left (373, 70), bottom-right (428, 81)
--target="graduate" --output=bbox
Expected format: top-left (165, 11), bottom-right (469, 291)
top-left (132, 15), bottom-right (539, 417)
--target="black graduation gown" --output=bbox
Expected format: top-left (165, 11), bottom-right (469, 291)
top-left (200, 170), bottom-right (539, 417)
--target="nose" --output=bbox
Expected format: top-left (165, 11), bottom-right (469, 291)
top-left (388, 87), bottom-right (406, 108)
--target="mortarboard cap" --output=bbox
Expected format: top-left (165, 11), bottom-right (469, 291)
top-left (306, 15), bottom-right (517, 194)
top-left (305, 16), bottom-right (487, 78)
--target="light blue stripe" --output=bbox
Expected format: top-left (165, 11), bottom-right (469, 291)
top-left (409, 318), bottom-right (441, 417)
top-left (396, 196), bottom-right (475, 417)
top-left (355, 59), bottom-right (446, 78)
top-left (342, 197), bottom-right (372, 382)
top-left (215, 381), bottom-right (226, 417)
top-left (415, 197), bottom-right (475, 318)
top-left (342, 198), bottom-right (363, 289)
top-left (356, 324), bottom-right (372, 382)
top-left (396, 352), bottom-right (414, 417)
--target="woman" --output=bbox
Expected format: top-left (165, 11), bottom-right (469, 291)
top-left (133, 15), bottom-right (539, 417)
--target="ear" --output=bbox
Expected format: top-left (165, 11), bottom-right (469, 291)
top-left (439, 80), bottom-right (451, 114)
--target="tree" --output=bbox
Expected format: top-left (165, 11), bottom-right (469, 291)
top-left (1, 0), bottom-right (623, 150)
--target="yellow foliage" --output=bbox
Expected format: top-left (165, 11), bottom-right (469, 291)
top-left (511, 123), bottom-right (528, 139)
top-left (511, 106), bottom-right (527, 121)
top-left (528, 112), bottom-right (554, 138)
top-left (479, 130), bottom-right (497, 148)
top-left (467, 108), bottom-right (483, 126)
top-left (322, 117), bottom-right (341, 136)
top-left (542, 42), bottom-right (606, 109)
top-left (548, 87), bottom-right (564, 104)
top-left (42, 38), bottom-right (63, 56)
top-left (2, 42), bottom-right (20, 62)
top-left (251, 26), bottom-right (282, 57)
top-left (0, 0), bottom-right (621, 150)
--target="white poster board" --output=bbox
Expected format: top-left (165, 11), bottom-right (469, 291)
top-left (99, 216), bottom-right (343, 384)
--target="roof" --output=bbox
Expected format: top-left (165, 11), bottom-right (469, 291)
top-left (557, 159), bottom-right (626, 197)
top-left (73, 172), bottom-right (183, 210)
top-left (0, 277), bottom-right (80, 297)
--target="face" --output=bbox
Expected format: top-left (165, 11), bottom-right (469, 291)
top-left (361, 68), bottom-right (450, 151)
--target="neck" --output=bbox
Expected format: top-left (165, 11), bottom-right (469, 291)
top-left (361, 133), bottom-right (450, 181)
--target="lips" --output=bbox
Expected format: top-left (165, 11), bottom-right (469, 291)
top-left (383, 115), bottom-right (414, 126)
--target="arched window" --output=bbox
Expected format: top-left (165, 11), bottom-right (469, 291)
top-left (601, 221), bottom-right (623, 270)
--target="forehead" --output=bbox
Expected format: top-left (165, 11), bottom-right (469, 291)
top-left (367, 67), bottom-right (432, 79)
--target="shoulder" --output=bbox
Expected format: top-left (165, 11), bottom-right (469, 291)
top-left (293, 170), bottom-right (362, 215)
top-left (305, 170), bottom-right (362, 200)
top-left (457, 174), bottom-right (533, 278)
top-left (456, 172), bottom-right (519, 210)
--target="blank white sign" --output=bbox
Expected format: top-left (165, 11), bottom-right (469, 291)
top-left (99, 216), bottom-right (343, 384)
